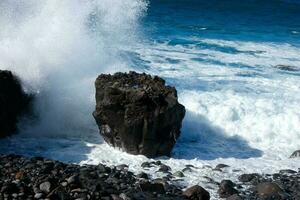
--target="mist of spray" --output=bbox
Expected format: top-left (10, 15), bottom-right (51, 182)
top-left (0, 0), bottom-right (148, 137)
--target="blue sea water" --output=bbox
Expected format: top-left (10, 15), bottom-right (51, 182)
top-left (144, 0), bottom-right (300, 43)
top-left (127, 0), bottom-right (300, 159)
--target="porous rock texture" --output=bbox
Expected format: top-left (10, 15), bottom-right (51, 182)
top-left (93, 71), bottom-right (185, 158)
top-left (0, 70), bottom-right (31, 138)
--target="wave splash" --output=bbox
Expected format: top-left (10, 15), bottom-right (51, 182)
top-left (0, 0), bottom-right (148, 137)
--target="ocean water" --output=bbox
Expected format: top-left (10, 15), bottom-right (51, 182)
top-left (0, 0), bottom-right (300, 199)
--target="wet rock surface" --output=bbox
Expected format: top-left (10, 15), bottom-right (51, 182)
top-left (93, 71), bottom-right (185, 158)
top-left (0, 70), bottom-right (31, 138)
top-left (290, 150), bottom-right (300, 158)
top-left (218, 180), bottom-right (238, 198)
top-left (183, 185), bottom-right (210, 200)
top-left (273, 64), bottom-right (300, 72)
top-left (0, 154), bottom-right (192, 200)
top-left (224, 169), bottom-right (300, 200)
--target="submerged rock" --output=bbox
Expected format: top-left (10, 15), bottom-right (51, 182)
top-left (0, 70), bottom-right (31, 138)
top-left (93, 71), bottom-right (186, 158)
top-left (274, 64), bottom-right (299, 72)
top-left (215, 164), bottom-right (230, 171)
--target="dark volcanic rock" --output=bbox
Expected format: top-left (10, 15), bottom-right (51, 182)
top-left (0, 154), bottom-right (187, 200)
top-left (290, 150), bottom-right (300, 158)
top-left (218, 180), bottom-right (238, 198)
top-left (226, 194), bottom-right (242, 200)
top-left (255, 182), bottom-right (284, 199)
top-left (234, 169), bottom-right (300, 200)
top-left (238, 173), bottom-right (261, 183)
top-left (274, 64), bottom-right (299, 72)
top-left (215, 164), bottom-right (230, 171)
top-left (93, 71), bottom-right (186, 157)
top-left (139, 182), bottom-right (165, 194)
top-left (183, 185), bottom-right (210, 200)
top-left (0, 70), bottom-right (31, 138)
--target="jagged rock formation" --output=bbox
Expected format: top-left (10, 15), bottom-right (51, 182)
top-left (93, 71), bottom-right (185, 158)
top-left (0, 70), bottom-right (31, 138)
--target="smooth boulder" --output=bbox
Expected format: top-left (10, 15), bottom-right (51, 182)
top-left (93, 71), bottom-right (185, 158)
top-left (183, 185), bottom-right (210, 200)
top-left (0, 70), bottom-right (30, 138)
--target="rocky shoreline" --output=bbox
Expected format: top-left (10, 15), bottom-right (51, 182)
top-left (1, 70), bottom-right (300, 200)
top-left (1, 154), bottom-right (300, 200)
top-left (0, 154), bottom-right (192, 200)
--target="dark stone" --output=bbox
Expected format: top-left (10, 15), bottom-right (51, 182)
top-left (174, 171), bottom-right (184, 177)
top-left (93, 71), bottom-right (186, 158)
top-left (141, 162), bottom-right (152, 168)
top-left (226, 194), bottom-right (243, 200)
top-left (158, 164), bottom-right (171, 173)
top-left (136, 172), bottom-right (149, 179)
top-left (185, 164), bottom-right (196, 169)
top-left (279, 169), bottom-right (297, 174)
top-left (218, 180), bottom-right (238, 198)
top-left (139, 182), bottom-right (165, 194)
top-left (238, 173), bottom-right (260, 183)
top-left (274, 64), bottom-right (299, 72)
top-left (39, 181), bottom-right (52, 193)
top-left (67, 175), bottom-right (79, 184)
top-left (215, 164), bottom-right (230, 170)
top-left (0, 70), bottom-right (31, 138)
top-left (0, 154), bottom-right (191, 199)
top-left (255, 182), bottom-right (284, 199)
top-left (290, 150), bottom-right (300, 158)
top-left (116, 164), bottom-right (128, 171)
top-left (182, 167), bottom-right (193, 173)
top-left (183, 185), bottom-right (210, 200)
top-left (153, 161), bottom-right (162, 165)
top-left (1, 183), bottom-right (18, 194)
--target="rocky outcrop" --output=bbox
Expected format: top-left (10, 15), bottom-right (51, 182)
top-left (93, 71), bottom-right (185, 158)
top-left (0, 70), bottom-right (31, 138)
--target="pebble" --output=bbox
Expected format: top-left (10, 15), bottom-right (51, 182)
top-left (39, 181), bottom-right (51, 193)
top-left (215, 164), bottom-right (230, 170)
top-left (34, 193), bottom-right (43, 199)
top-left (174, 171), bottom-right (185, 178)
top-left (0, 154), bottom-right (188, 200)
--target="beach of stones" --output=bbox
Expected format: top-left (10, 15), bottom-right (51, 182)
top-left (1, 154), bottom-right (300, 200)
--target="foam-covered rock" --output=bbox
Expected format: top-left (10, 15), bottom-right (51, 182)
top-left (93, 71), bottom-right (185, 157)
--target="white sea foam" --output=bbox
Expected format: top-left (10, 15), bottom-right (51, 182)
top-left (0, 0), bottom-right (147, 136)
top-left (132, 38), bottom-right (300, 157)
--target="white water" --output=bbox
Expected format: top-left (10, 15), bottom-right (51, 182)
top-left (0, 1), bottom-right (300, 199)
top-left (0, 0), bottom-right (147, 136)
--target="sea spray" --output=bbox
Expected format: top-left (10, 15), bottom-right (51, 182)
top-left (0, 0), bottom-right (148, 137)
